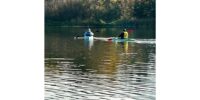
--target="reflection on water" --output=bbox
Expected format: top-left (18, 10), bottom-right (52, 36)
top-left (84, 39), bottom-right (94, 50)
top-left (115, 41), bottom-right (129, 53)
top-left (45, 27), bottom-right (155, 100)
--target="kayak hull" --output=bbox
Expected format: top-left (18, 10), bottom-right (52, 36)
top-left (84, 36), bottom-right (94, 41)
top-left (76, 36), bottom-right (132, 42)
top-left (110, 37), bottom-right (129, 42)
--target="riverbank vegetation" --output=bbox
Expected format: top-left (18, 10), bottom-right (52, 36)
top-left (45, 0), bottom-right (155, 27)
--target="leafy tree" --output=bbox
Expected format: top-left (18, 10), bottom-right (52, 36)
top-left (133, 0), bottom-right (155, 18)
top-left (45, 0), bottom-right (155, 26)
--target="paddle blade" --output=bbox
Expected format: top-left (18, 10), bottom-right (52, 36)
top-left (108, 38), bottom-right (112, 41)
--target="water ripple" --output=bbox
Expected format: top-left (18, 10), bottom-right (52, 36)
top-left (45, 43), bottom-right (155, 100)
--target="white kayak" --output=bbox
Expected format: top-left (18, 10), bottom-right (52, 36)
top-left (75, 36), bottom-right (133, 42)
top-left (84, 36), bottom-right (94, 41)
top-left (74, 36), bottom-right (155, 44)
top-left (94, 37), bottom-right (132, 42)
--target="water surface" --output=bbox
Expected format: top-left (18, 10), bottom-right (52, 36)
top-left (45, 27), bottom-right (155, 100)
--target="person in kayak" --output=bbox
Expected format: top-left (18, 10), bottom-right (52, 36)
top-left (118, 29), bottom-right (128, 39)
top-left (84, 28), bottom-right (94, 37)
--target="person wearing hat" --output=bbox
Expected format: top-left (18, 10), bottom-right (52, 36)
top-left (118, 29), bottom-right (128, 39)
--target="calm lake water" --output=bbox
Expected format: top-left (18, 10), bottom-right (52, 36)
top-left (45, 27), bottom-right (155, 100)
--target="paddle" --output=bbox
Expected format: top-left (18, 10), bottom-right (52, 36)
top-left (106, 33), bottom-right (119, 41)
top-left (108, 38), bottom-right (113, 41)
top-left (75, 33), bottom-right (80, 37)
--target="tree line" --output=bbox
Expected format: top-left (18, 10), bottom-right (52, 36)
top-left (45, 0), bottom-right (155, 26)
